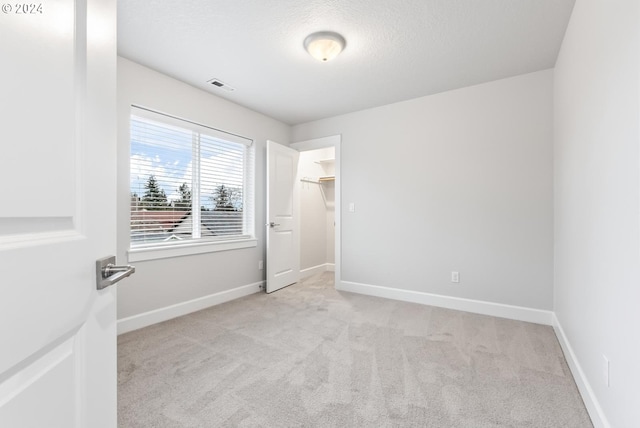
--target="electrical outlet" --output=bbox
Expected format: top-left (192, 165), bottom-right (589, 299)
top-left (258, 260), bottom-right (264, 270)
top-left (451, 271), bottom-right (459, 283)
top-left (603, 355), bottom-right (610, 387)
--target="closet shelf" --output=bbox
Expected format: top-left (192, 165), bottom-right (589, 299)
top-left (301, 178), bottom-right (320, 184)
top-left (300, 176), bottom-right (335, 184)
top-left (314, 158), bottom-right (335, 165)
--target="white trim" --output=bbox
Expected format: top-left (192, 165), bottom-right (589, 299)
top-left (334, 141), bottom-right (340, 286)
top-left (127, 238), bottom-right (257, 262)
top-left (290, 135), bottom-right (340, 151)
top-left (553, 315), bottom-right (610, 428)
top-left (117, 281), bottom-right (263, 335)
top-left (337, 280), bottom-right (554, 325)
top-left (300, 263), bottom-right (335, 278)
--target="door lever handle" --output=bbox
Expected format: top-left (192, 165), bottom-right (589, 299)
top-left (96, 256), bottom-right (135, 290)
top-left (267, 222), bottom-right (281, 228)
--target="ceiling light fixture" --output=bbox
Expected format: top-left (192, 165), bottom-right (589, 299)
top-left (303, 31), bottom-right (346, 62)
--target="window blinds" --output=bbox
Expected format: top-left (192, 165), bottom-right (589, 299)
top-left (130, 107), bottom-right (254, 247)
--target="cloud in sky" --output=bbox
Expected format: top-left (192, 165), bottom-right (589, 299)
top-left (130, 119), bottom-right (245, 208)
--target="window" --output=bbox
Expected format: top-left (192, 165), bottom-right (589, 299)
top-left (129, 106), bottom-right (255, 259)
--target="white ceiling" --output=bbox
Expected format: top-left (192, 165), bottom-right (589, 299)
top-left (117, 0), bottom-right (575, 125)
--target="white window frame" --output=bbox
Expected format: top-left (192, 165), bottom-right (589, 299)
top-left (127, 106), bottom-right (256, 262)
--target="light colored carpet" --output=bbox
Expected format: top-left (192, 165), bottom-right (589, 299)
top-left (118, 272), bottom-right (592, 427)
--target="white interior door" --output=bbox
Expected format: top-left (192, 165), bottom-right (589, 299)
top-left (0, 1), bottom-right (119, 427)
top-left (266, 140), bottom-right (300, 293)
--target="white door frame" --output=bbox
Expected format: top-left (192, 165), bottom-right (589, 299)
top-left (290, 135), bottom-right (341, 287)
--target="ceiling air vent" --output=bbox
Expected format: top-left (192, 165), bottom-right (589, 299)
top-left (207, 78), bottom-right (235, 92)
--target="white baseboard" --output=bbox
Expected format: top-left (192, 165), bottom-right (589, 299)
top-left (553, 315), bottom-right (610, 428)
top-left (300, 263), bottom-right (334, 278)
top-left (337, 280), bottom-right (554, 325)
top-left (117, 281), bottom-right (263, 335)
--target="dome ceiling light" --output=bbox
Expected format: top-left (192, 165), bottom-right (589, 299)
top-left (303, 31), bottom-right (346, 62)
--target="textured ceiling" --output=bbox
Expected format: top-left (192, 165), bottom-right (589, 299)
top-left (118, 0), bottom-right (575, 125)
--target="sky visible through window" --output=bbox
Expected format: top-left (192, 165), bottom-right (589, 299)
top-left (130, 117), bottom-right (244, 211)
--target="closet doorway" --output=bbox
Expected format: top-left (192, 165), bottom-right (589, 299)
top-left (291, 135), bottom-right (341, 286)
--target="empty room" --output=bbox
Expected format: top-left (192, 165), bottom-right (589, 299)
top-left (1, 0), bottom-right (638, 427)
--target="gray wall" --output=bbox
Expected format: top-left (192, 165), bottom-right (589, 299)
top-left (292, 70), bottom-right (554, 310)
top-left (117, 57), bottom-right (290, 319)
top-left (554, 0), bottom-right (640, 425)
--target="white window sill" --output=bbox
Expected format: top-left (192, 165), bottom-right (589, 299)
top-left (127, 237), bottom-right (257, 262)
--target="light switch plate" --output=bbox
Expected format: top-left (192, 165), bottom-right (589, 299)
top-left (451, 271), bottom-right (460, 283)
